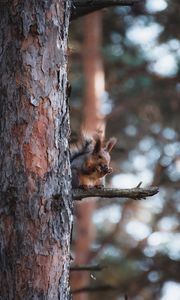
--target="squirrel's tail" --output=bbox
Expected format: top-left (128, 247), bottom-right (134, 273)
top-left (70, 134), bottom-right (93, 162)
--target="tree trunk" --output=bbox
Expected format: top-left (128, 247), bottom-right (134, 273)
top-left (0, 1), bottom-right (72, 299)
top-left (70, 11), bottom-right (104, 300)
top-left (83, 12), bottom-right (105, 134)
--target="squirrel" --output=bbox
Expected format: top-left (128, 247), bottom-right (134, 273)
top-left (70, 133), bottom-right (117, 189)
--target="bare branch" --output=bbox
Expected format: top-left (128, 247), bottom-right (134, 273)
top-left (70, 264), bottom-right (106, 271)
top-left (72, 284), bottom-right (116, 294)
top-left (136, 181), bottom-right (142, 188)
top-left (71, 0), bottom-right (140, 20)
top-left (72, 186), bottom-right (159, 201)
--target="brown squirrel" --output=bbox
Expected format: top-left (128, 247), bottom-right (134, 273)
top-left (70, 133), bottom-right (117, 189)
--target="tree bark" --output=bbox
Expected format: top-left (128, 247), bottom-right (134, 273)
top-left (0, 1), bottom-right (72, 299)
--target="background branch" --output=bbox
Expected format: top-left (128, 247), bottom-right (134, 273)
top-left (70, 264), bottom-right (106, 271)
top-left (72, 284), bottom-right (116, 294)
top-left (71, 0), bottom-right (140, 20)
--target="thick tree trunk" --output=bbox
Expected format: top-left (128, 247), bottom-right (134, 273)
top-left (0, 1), bottom-right (72, 299)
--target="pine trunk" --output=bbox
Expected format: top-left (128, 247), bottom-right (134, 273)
top-left (0, 1), bottom-right (72, 299)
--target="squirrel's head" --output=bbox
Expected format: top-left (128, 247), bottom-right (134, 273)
top-left (86, 136), bottom-right (117, 177)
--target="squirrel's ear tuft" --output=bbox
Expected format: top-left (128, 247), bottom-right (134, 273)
top-left (105, 137), bottom-right (117, 153)
top-left (93, 136), bottom-right (102, 154)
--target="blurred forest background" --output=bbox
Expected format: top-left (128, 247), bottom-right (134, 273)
top-left (69, 0), bottom-right (180, 299)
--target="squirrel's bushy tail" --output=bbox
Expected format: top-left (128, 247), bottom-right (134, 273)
top-left (70, 135), bottom-right (94, 162)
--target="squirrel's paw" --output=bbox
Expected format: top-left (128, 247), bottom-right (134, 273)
top-left (95, 184), bottom-right (104, 189)
top-left (79, 185), bottom-right (93, 190)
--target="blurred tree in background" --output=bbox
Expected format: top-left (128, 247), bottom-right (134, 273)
top-left (71, 11), bottom-right (104, 300)
top-left (69, 0), bottom-right (180, 299)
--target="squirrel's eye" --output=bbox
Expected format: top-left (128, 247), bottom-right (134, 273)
top-left (98, 155), bottom-right (102, 159)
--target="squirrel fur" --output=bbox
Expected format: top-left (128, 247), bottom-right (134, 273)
top-left (70, 133), bottom-right (117, 189)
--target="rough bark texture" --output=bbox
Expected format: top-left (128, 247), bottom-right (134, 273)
top-left (0, 1), bottom-right (72, 299)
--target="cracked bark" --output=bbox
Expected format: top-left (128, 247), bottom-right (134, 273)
top-left (0, 1), bottom-right (72, 299)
